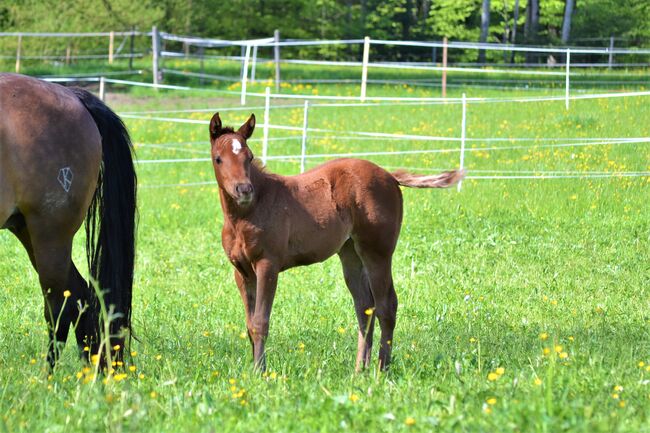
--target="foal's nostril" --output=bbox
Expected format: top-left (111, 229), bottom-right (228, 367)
top-left (236, 183), bottom-right (254, 196)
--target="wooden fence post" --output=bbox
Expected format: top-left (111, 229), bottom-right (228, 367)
top-left (15, 34), bottom-right (22, 74)
top-left (108, 31), bottom-right (114, 64)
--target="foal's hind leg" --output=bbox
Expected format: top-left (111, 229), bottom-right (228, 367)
top-left (338, 239), bottom-right (375, 371)
top-left (355, 245), bottom-right (398, 370)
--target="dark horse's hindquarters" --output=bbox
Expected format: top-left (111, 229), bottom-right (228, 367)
top-left (209, 112), bottom-right (463, 371)
top-left (0, 74), bottom-right (136, 368)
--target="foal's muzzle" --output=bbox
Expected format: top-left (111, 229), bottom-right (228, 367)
top-left (235, 182), bottom-right (254, 205)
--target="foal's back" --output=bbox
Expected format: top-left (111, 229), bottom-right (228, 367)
top-left (289, 158), bottom-right (402, 225)
top-left (270, 158), bottom-right (403, 267)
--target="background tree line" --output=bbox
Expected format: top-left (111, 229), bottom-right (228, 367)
top-left (1, 0), bottom-right (648, 63)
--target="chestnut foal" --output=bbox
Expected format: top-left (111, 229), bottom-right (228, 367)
top-left (210, 113), bottom-right (463, 371)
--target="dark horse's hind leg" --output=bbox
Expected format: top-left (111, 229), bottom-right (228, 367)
top-left (69, 265), bottom-right (97, 362)
top-left (11, 218), bottom-right (84, 368)
top-left (338, 239), bottom-right (375, 371)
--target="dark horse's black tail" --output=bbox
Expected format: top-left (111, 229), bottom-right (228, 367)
top-left (70, 88), bottom-right (137, 360)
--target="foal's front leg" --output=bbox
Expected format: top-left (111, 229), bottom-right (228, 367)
top-left (251, 259), bottom-right (279, 372)
top-left (234, 270), bottom-right (256, 358)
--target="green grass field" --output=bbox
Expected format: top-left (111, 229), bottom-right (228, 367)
top-left (1, 59), bottom-right (650, 432)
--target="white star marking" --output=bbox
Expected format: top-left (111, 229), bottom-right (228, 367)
top-left (231, 139), bottom-right (242, 155)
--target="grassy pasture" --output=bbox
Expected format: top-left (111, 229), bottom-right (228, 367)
top-left (1, 60), bottom-right (650, 432)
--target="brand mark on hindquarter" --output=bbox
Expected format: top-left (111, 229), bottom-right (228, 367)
top-left (305, 178), bottom-right (328, 192)
top-left (57, 167), bottom-right (73, 192)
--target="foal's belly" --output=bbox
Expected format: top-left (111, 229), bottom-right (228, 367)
top-left (283, 217), bottom-right (350, 269)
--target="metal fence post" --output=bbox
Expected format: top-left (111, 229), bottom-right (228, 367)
top-left (608, 36), bottom-right (614, 69)
top-left (99, 76), bottom-right (106, 101)
top-left (241, 44), bottom-right (251, 105)
top-left (360, 36), bottom-right (370, 101)
top-left (300, 100), bottom-right (309, 173)
top-left (457, 93), bottom-right (467, 192)
top-left (262, 87), bottom-right (271, 165)
top-left (251, 44), bottom-right (258, 83)
top-left (274, 29), bottom-right (281, 92)
top-left (129, 27), bottom-right (135, 70)
top-left (565, 48), bottom-right (571, 110)
top-left (442, 37), bottom-right (448, 98)
top-left (152, 26), bottom-right (160, 87)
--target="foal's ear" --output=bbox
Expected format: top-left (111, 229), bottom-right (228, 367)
top-left (209, 112), bottom-right (223, 140)
top-left (237, 113), bottom-right (256, 139)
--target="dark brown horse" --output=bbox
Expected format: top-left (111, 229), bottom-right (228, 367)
top-left (209, 113), bottom-right (463, 371)
top-left (0, 74), bottom-right (136, 368)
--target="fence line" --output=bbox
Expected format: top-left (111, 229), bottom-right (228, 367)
top-left (120, 108), bottom-right (650, 148)
top-left (133, 135), bottom-right (649, 147)
top-left (147, 31), bottom-right (650, 102)
top-left (0, 31), bottom-right (142, 37)
top-left (158, 50), bottom-right (650, 71)
top-left (367, 38), bottom-right (650, 55)
top-left (0, 53), bottom-right (143, 60)
top-left (134, 137), bottom-right (650, 166)
top-left (138, 171), bottom-right (650, 190)
top-left (42, 75), bottom-right (650, 107)
top-left (157, 33), bottom-right (650, 55)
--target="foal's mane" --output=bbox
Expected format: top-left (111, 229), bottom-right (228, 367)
top-left (218, 126), bottom-right (236, 135)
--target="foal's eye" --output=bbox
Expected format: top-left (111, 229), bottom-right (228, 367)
top-left (215, 156), bottom-right (222, 165)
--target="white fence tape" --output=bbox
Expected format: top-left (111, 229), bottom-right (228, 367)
top-left (134, 137), bottom-right (650, 166)
top-left (47, 76), bottom-right (650, 106)
top-left (138, 171), bottom-right (650, 190)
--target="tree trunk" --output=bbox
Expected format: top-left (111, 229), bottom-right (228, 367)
top-left (478, 0), bottom-right (490, 64)
top-left (524, 0), bottom-right (539, 63)
top-left (510, 0), bottom-right (520, 63)
top-left (561, 0), bottom-right (575, 44)
top-left (402, 0), bottom-right (414, 40)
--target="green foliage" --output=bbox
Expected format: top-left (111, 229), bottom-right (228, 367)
top-left (573, 0), bottom-right (650, 44)
top-left (427, 0), bottom-right (480, 41)
top-left (1, 0), bottom-right (648, 50)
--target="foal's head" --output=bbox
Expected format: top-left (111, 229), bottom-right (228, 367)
top-left (209, 113), bottom-right (257, 207)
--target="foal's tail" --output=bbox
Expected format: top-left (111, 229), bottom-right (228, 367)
top-left (391, 169), bottom-right (465, 188)
top-left (71, 88), bottom-right (137, 361)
